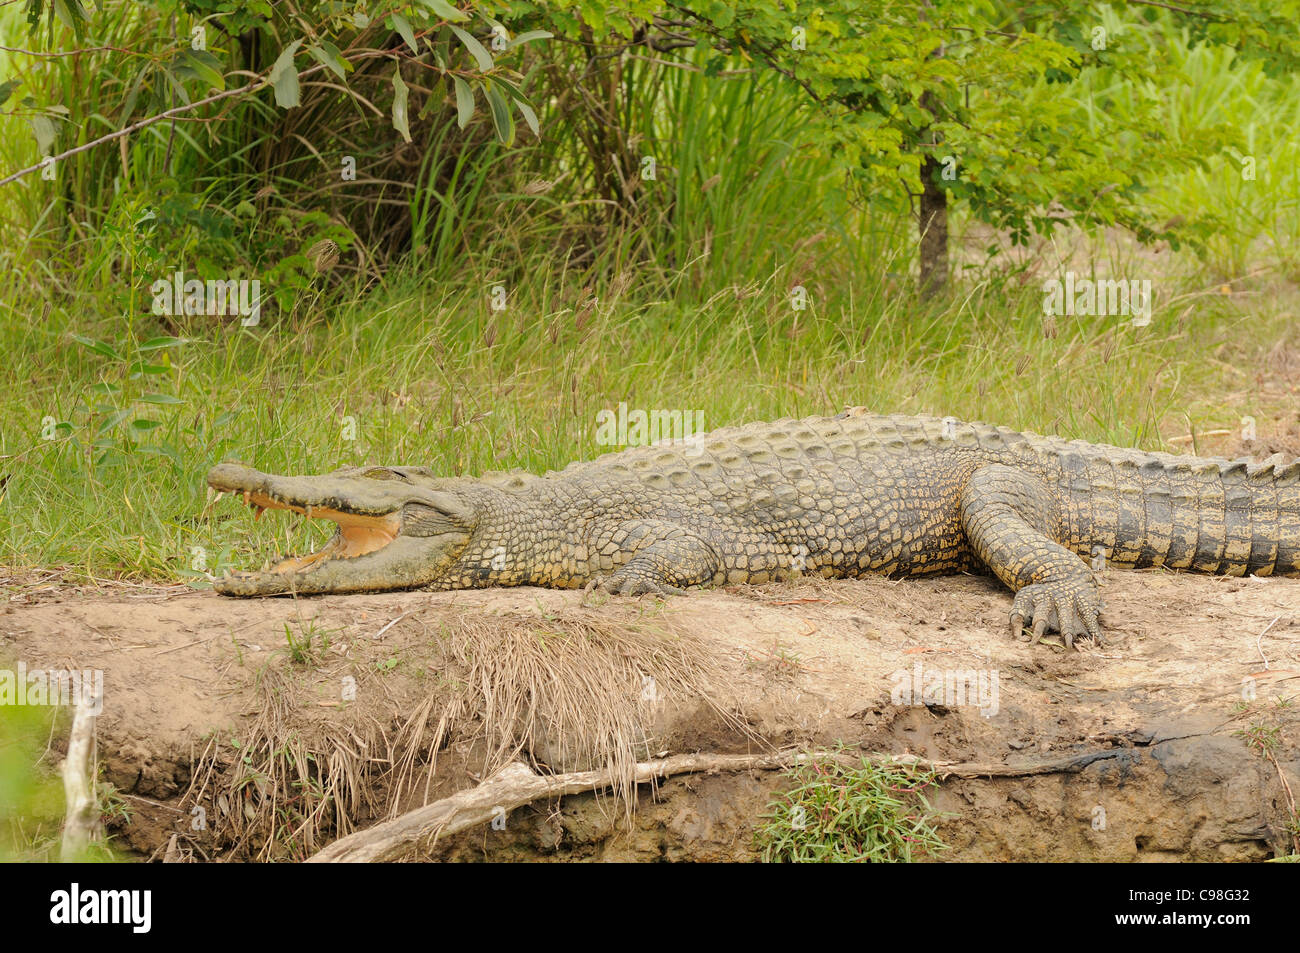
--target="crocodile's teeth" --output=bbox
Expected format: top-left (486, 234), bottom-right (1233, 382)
top-left (213, 491), bottom-right (226, 504)
top-left (243, 490), bottom-right (251, 506)
top-left (254, 505), bottom-right (266, 521)
top-left (306, 505), bottom-right (313, 519)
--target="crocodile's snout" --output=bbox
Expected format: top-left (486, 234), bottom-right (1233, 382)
top-left (204, 462), bottom-right (473, 595)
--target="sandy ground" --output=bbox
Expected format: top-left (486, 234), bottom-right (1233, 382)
top-left (4, 565), bottom-right (1298, 861)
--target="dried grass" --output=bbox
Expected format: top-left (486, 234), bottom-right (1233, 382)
top-left (185, 604), bottom-right (742, 859)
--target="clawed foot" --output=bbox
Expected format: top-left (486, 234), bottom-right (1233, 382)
top-left (1008, 580), bottom-right (1104, 649)
top-left (583, 569), bottom-right (686, 598)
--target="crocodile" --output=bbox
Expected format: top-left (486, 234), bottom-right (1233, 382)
top-left (206, 412), bottom-right (1300, 647)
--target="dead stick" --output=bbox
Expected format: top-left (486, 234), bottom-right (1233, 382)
top-left (307, 747), bottom-right (1132, 862)
top-left (59, 692), bottom-right (101, 861)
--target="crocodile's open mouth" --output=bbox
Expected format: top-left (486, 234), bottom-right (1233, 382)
top-left (205, 462), bottom-right (474, 595)
top-left (206, 469), bottom-right (401, 574)
top-left (222, 488), bottom-right (399, 572)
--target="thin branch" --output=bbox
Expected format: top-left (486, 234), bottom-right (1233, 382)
top-left (307, 747), bottom-right (1136, 862)
top-left (1125, 0), bottom-right (1228, 20)
top-left (0, 62), bottom-right (329, 189)
top-left (0, 44), bottom-right (152, 57)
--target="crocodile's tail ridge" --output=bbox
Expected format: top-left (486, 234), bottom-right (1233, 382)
top-left (1073, 449), bottom-right (1300, 576)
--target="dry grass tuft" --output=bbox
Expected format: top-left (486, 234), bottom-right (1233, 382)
top-left (186, 667), bottom-right (393, 861)
top-left (391, 605), bottom-right (742, 814)
top-left (184, 604), bottom-right (743, 858)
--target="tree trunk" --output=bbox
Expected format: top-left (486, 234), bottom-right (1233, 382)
top-left (918, 151), bottom-right (948, 297)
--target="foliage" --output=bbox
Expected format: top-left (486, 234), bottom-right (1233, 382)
top-left (755, 751), bottom-right (948, 862)
top-left (2, 0), bottom-right (555, 315)
top-left (0, 705), bottom-right (62, 861)
top-left (657, 0), bottom-right (1300, 254)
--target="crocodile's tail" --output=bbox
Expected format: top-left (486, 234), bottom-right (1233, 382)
top-left (1059, 450), bottom-right (1300, 576)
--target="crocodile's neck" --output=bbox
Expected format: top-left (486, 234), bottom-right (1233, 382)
top-left (432, 481), bottom-right (589, 590)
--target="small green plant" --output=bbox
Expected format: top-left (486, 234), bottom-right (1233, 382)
top-left (178, 545), bottom-right (239, 590)
top-left (63, 331), bottom-right (192, 470)
top-left (282, 619), bottom-right (331, 666)
top-left (1236, 720), bottom-right (1281, 755)
top-left (756, 750), bottom-right (948, 863)
top-left (96, 781), bottom-right (133, 826)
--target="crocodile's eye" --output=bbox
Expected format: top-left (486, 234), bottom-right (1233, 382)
top-left (362, 467), bottom-right (408, 482)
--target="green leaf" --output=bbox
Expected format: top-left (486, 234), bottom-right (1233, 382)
top-left (128, 362), bottom-right (169, 378)
top-left (139, 393), bottom-right (185, 405)
top-left (485, 83), bottom-right (514, 145)
top-left (138, 336), bottom-right (187, 351)
top-left (119, 66), bottom-right (147, 121)
top-left (28, 115), bottom-right (56, 155)
top-left (495, 80), bottom-right (539, 136)
top-left (708, 3), bottom-right (734, 29)
top-left (0, 79), bottom-right (21, 106)
top-left (307, 42), bottom-right (348, 80)
top-left (507, 30), bottom-right (553, 49)
top-left (130, 419), bottom-right (162, 431)
top-left (71, 334), bottom-right (122, 361)
top-left (390, 13), bottom-right (418, 54)
top-left (160, 63), bottom-right (192, 106)
top-left (96, 409), bottom-right (133, 436)
top-left (452, 75), bottom-right (474, 128)
top-left (137, 443), bottom-right (184, 468)
top-left (177, 570), bottom-right (213, 589)
top-left (181, 49), bottom-right (225, 91)
top-left (268, 39), bottom-right (303, 109)
top-left (515, 97), bottom-right (539, 137)
top-left (417, 0), bottom-right (468, 22)
top-left (392, 68), bottom-right (412, 143)
top-left (51, 0), bottom-right (86, 32)
top-left (450, 25), bottom-right (493, 72)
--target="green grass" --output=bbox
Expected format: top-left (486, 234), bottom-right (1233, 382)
top-left (755, 751), bottom-right (948, 862)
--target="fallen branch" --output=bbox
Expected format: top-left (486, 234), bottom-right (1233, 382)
top-left (59, 692), bottom-right (101, 861)
top-left (307, 747), bottom-right (1135, 862)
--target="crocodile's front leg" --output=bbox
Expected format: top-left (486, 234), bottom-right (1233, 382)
top-left (584, 520), bottom-right (721, 596)
top-left (960, 464), bottom-right (1104, 648)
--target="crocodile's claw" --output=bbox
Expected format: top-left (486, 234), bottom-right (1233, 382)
top-left (1008, 580), bottom-right (1104, 649)
top-left (583, 569), bottom-right (686, 598)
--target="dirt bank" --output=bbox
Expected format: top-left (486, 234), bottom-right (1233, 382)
top-left (3, 567), bottom-right (1298, 861)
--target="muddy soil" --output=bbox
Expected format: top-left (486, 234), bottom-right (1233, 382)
top-left (3, 567), bottom-right (1298, 862)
